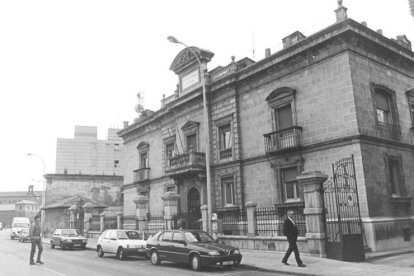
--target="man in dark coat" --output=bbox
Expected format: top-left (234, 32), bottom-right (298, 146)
top-left (282, 210), bottom-right (306, 267)
top-left (29, 216), bottom-right (43, 265)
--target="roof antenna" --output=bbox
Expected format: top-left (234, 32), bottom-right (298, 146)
top-left (252, 32), bottom-right (256, 60)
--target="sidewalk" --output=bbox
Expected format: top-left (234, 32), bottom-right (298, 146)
top-left (83, 238), bottom-right (414, 276)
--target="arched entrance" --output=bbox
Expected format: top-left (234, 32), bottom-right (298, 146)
top-left (184, 188), bottom-right (201, 229)
top-left (187, 188), bottom-right (200, 214)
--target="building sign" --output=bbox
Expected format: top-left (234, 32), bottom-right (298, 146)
top-left (181, 69), bottom-right (200, 90)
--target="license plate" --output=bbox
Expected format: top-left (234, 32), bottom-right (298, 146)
top-left (223, 261), bottom-right (233, 265)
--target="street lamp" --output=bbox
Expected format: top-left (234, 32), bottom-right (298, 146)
top-left (167, 36), bottom-right (213, 234)
top-left (27, 153), bottom-right (46, 236)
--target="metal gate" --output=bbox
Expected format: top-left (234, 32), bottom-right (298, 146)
top-left (322, 155), bottom-right (365, 261)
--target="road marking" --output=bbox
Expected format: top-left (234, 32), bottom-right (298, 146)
top-left (42, 267), bottom-right (67, 276)
top-left (7, 253), bottom-right (18, 259)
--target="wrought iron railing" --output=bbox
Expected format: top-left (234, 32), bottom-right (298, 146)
top-left (264, 126), bottom-right (302, 154)
top-left (168, 152), bottom-right (206, 170)
top-left (219, 148), bottom-right (232, 159)
top-left (217, 207), bottom-right (247, 236)
top-left (377, 122), bottom-right (400, 140)
top-left (255, 205), bottom-right (306, 237)
top-left (173, 212), bottom-right (202, 230)
top-left (144, 214), bottom-right (165, 234)
top-left (133, 167), bottom-right (150, 183)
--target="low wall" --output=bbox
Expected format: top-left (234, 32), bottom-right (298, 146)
top-left (217, 235), bottom-right (308, 253)
top-left (86, 230), bottom-right (102, 239)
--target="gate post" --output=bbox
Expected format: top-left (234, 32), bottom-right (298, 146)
top-left (245, 202), bottom-right (257, 237)
top-left (297, 170), bottom-right (328, 258)
top-left (201, 205), bottom-right (208, 231)
top-left (100, 213), bottom-right (105, 232)
top-left (162, 192), bottom-right (180, 230)
top-left (134, 195), bottom-right (148, 231)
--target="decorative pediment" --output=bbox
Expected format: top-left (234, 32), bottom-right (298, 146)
top-left (181, 120), bottom-right (200, 133)
top-left (169, 47), bottom-right (214, 74)
top-left (137, 142), bottom-right (150, 151)
top-left (265, 87), bottom-right (296, 102)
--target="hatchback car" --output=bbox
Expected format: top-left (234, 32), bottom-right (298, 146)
top-left (18, 228), bottom-right (30, 242)
top-left (97, 230), bottom-right (149, 260)
top-left (146, 229), bottom-right (242, 271)
top-left (50, 229), bottom-right (87, 250)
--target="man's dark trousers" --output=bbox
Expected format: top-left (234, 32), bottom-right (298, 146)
top-left (282, 217), bottom-right (303, 265)
top-left (282, 237), bottom-right (302, 265)
top-left (30, 239), bottom-right (43, 263)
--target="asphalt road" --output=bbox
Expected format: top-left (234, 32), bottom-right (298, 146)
top-left (0, 230), bottom-right (280, 276)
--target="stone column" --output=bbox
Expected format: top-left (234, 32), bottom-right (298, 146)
top-left (162, 192), bottom-right (180, 230)
top-left (297, 170), bottom-right (328, 258)
top-left (200, 205), bottom-right (208, 232)
top-left (245, 201), bottom-right (257, 237)
top-left (134, 195), bottom-right (149, 231)
top-left (68, 205), bottom-right (76, 229)
top-left (116, 213), bottom-right (123, 230)
top-left (100, 213), bottom-right (105, 232)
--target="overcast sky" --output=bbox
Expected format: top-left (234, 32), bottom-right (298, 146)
top-left (0, 0), bottom-right (412, 192)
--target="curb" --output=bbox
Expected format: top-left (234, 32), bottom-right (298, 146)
top-left (365, 249), bottom-right (414, 262)
top-left (238, 264), bottom-right (319, 276)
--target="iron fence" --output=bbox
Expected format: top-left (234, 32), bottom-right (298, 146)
top-left (217, 207), bottom-right (247, 236)
top-left (255, 205), bottom-right (306, 237)
top-left (104, 216), bottom-right (117, 230)
top-left (89, 214), bottom-right (101, 231)
top-left (144, 214), bottom-right (165, 234)
top-left (173, 212), bottom-right (202, 230)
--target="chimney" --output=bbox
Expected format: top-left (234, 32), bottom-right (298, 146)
top-left (282, 31), bottom-right (306, 49)
top-left (361, 21), bottom-right (367, 27)
top-left (265, 48), bottom-right (271, 57)
top-left (335, 0), bottom-right (348, 23)
top-left (123, 121), bottom-right (129, 128)
top-left (376, 29), bottom-right (383, 35)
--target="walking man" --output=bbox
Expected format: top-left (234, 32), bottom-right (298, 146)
top-left (282, 210), bottom-right (306, 267)
top-left (29, 215), bottom-right (43, 265)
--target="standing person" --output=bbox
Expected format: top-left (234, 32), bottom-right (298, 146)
top-left (281, 210), bottom-right (306, 267)
top-left (29, 216), bottom-right (43, 265)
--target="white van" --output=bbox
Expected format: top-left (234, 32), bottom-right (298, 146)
top-left (10, 217), bottom-right (30, 240)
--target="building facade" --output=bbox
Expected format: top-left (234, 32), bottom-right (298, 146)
top-left (43, 126), bottom-right (124, 235)
top-left (119, 4), bottom-right (414, 252)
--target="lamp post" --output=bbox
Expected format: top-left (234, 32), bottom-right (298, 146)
top-left (167, 36), bottom-right (213, 234)
top-left (27, 153), bottom-right (46, 236)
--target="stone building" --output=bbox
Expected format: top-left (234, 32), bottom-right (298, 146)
top-left (43, 126), bottom-right (124, 235)
top-left (118, 2), bottom-right (414, 252)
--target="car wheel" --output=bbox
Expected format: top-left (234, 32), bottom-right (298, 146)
top-left (191, 254), bottom-right (201, 271)
top-left (80, 245), bottom-right (86, 250)
top-left (150, 250), bottom-right (161, 265)
top-left (118, 248), bottom-right (126, 260)
top-left (234, 259), bottom-right (240, 267)
top-left (97, 246), bottom-right (104, 257)
top-left (10, 236), bottom-right (14, 240)
top-left (60, 242), bottom-right (66, 250)
top-left (51, 242), bottom-right (55, 249)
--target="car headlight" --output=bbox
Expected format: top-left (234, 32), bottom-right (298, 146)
top-left (66, 239), bottom-right (72, 243)
top-left (208, 251), bottom-right (220, 256)
top-left (83, 239), bottom-right (87, 242)
top-left (234, 249), bottom-right (240, 255)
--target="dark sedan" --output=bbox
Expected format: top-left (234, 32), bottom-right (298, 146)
top-left (146, 229), bottom-right (242, 271)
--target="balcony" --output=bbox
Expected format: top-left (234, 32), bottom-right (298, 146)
top-left (264, 126), bottom-right (302, 154)
top-left (377, 122), bottom-right (400, 141)
top-left (133, 167), bottom-right (150, 183)
top-left (166, 152), bottom-right (206, 178)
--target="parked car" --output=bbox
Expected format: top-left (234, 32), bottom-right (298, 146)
top-left (146, 229), bottom-right (242, 271)
top-left (50, 229), bottom-right (87, 250)
top-left (18, 228), bottom-right (30, 242)
top-left (97, 230), bottom-right (149, 260)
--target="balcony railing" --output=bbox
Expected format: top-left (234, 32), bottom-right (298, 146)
top-left (133, 167), bottom-right (150, 183)
top-left (377, 122), bottom-right (400, 141)
top-left (166, 151), bottom-right (206, 175)
top-left (219, 148), bottom-right (232, 159)
top-left (264, 126), bottom-right (302, 154)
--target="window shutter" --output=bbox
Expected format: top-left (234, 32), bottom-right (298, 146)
top-left (277, 104), bottom-right (293, 129)
top-left (375, 91), bottom-right (389, 111)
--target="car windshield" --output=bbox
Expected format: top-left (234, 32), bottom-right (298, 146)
top-left (184, 231), bottom-right (215, 243)
top-left (117, 231), bottom-right (148, 240)
top-left (61, 229), bottom-right (79, 236)
top-left (14, 223), bottom-right (29, 228)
